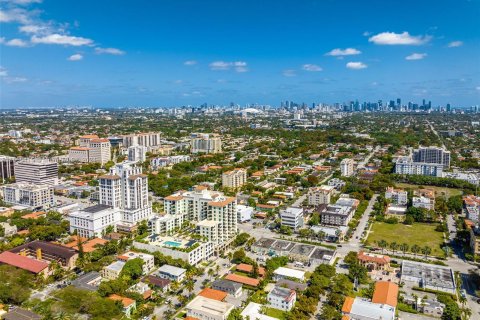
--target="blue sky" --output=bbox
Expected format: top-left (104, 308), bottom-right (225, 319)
top-left (1, 0), bottom-right (479, 108)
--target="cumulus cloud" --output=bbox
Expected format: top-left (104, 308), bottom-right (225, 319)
top-left (67, 53), bottom-right (83, 61)
top-left (184, 60), bottom-right (197, 66)
top-left (19, 24), bottom-right (46, 34)
top-left (368, 31), bottom-right (431, 45)
top-left (346, 62), bottom-right (367, 69)
top-left (31, 33), bottom-right (93, 46)
top-left (448, 41), bottom-right (463, 48)
top-left (94, 47), bottom-right (125, 55)
top-left (209, 61), bottom-right (248, 72)
top-left (4, 38), bottom-right (28, 47)
top-left (282, 69), bottom-right (296, 77)
top-left (325, 48), bottom-right (361, 56)
top-left (0, 8), bottom-right (32, 24)
top-left (405, 53), bottom-right (427, 60)
top-left (302, 64), bottom-right (322, 71)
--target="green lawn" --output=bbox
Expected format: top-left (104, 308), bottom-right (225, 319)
top-left (265, 307), bottom-right (287, 319)
top-left (394, 183), bottom-right (463, 198)
top-left (366, 222), bottom-right (445, 257)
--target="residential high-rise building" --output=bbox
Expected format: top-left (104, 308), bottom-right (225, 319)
top-left (68, 204), bottom-right (121, 238)
top-left (0, 155), bottom-right (15, 183)
top-left (15, 159), bottom-right (58, 185)
top-left (394, 156), bottom-right (443, 177)
top-left (340, 158), bottom-right (354, 177)
top-left (2, 182), bottom-right (54, 210)
top-left (128, 145), bottom-right (147, 163)
top-left (413, 146), bottom-right (451, 168)
top-left (190, 133), bottom-right (222, 154)
top-left (122, 132), bottom-right (162, 149)
top-left (98, 161), bottom-right (152, 230)
top-left (222, 169), bottom-right (247, 188)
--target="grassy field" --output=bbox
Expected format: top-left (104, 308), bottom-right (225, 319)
top-left (394, 183), bottom-right (463, 198)
top-left (265, 307), bottom-right (287, 319)
top-left (366, 222), bottom-right (445, 257)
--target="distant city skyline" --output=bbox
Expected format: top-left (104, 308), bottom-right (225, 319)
top-left (1, 0), bottom-right (479, 108)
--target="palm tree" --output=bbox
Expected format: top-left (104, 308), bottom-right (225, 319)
top-left (378, 240), bottom-right (388, 254)
top-left (411, 244), bottom-right (421, 258)
top-left (399, 243), bottom-right (409, 256)
top-left (461, 307), bottom-right (472, 320)
top-left (389, 242), bottom-right (398, 255)
top-left (421, 246), bottom-right (431, 259)
top-left (185, 280), bottom-right (195, 297)
top-left (208, 268), bottom-right (215, 279)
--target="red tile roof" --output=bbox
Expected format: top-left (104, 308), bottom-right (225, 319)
top-left (342, 296), bottom-right (355, 313)
top-left (372, 281), bottom-right (399, 307)
top-left (198, 288), bottom-right (228, 301)
top-left (108, 294), bottom-right (135, 307)
top-left (236, 263), bottom-right (266, 277)
top-left (225, 274), bottom-right (260, 287)
top-left (0, 251), bottom-right (49, 274)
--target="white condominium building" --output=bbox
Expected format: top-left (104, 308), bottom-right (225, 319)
top-left (191, 133), bottom-right (222, 154)
top-left (122, 132), bottom-right (162, 149)
top-left (394, 156), bottom-right (443, 177)
top-left (280, 207), bottom-right (304, 230)
top-left (385, 187), bottom-right (408, 206)
top-left (2, 182), bottom-right (54, 210)
top-left (222, 168), bottom-right (247, 188)
top-left (308, 185), bottom-right (335, 206)
top-left (99, 161), bottom-right (152, 227)
top-left (14, 158), bottom-right (58, 185)
top-left (413, 146), bottom-right (451, 168)
top-left (128, 145), bottom-right (147, 163)
top-left (0, 155), bottom-right (15, 183)
top-left (69, 135), bottom-right (111, 165)
top-left (68, 204), bottom-right (121, 238)
top-left (340, 158), bottom-right (354, 177)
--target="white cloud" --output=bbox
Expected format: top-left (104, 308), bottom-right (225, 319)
top-left (67, 53), bottom-right (83, 61)
top-left (6, 76), bottom-right (27, 82)
top-left (346, 62), bottom-right (367, 69)
top-left (326, 48), bottom-right (361, 56)
top-left (302, 64), bottom-right (322, 71)
top-left (448, 41), bottom-right (463, 48)
top-left (368, 31), bottom-right (431, 45)
top-left (31, 33), bottom-right (93, 46)
top-left (363, 31), bottom-right (371, 36)
top-left (184, 60), bottom-right (197, 66)
top-left (19, 24), bottom-right (45, 34)
top-left (209, 61), bottom-right (248, 72)
top-left (95, 47), bottom-right (125, 55)
top-left (0, 67), bottom-right (7, 77)
top-left (0, 8), bottom-right (32, 24)
top-left (405, 53), bottom-right (427, 60)
top-left (4, 0), bottom-right (42, 5)
top-left (0, 37), bottom-right (4, 44)
top-left (5, 38), bottom-right (28, 47)
top-left (282, 69), bottom-right (296, 77)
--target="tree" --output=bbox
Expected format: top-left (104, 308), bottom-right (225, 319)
top-left (120, 258), bottom-right (144, 280)
top-left (185, 279), bottom-right (195, 297)
top-left (377, 239), bottom-right (388, 254)
top-left (399, 243), bottom-right (409, 256)
top-left (447, 195), bottom-right (463, 214)
top-left (421, 246), bottom-right (432, 259)
top-left (232, 248), bottom-right (246, 263)
top-left (389, 241), bottom-right (398, 255)
top-left (411, 244), bottom-right (421, 257)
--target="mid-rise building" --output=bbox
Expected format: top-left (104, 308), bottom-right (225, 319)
top-left (385, 187), bottom-right (408, 206)
top-left (340, 158), bottom-right (354, 177)
top-left (14, 159), bottom-right (58, 185)
top-left (98, 161), bottom-right (152, 229)
top-left (280, 207), bottom-right (304, 230)
top-left (222, 168), bottom-right (247, 188)
top-left (191, 133), bottom-right (222, 154)
top-left (464, 195), bottom-right (480, 223)
top-left (308, 185), bottom-right (334, 206)
top-left (0, 155), bottom-right (15, 183)
top-left (413, 146), bottom-right (451, 168)
top-left (2, 183), bottom-right (54, 210)
top-left (102, 261), bottom-right (126, 280)
top-left (412, 189), bottom-right (435, 211)
top-left (394, 156), bottom-right (443, 177)
top-left (327, 178), bottom-right (346, 190)
top-left (320, 197), bottom-right (359, 226)
top-left (67, 204), bottom-right (121, 238)
top-left (118, 251), bottom-right (155, 275)
top-left (69, 135), bottom-right (111, 165)
top-left (127, 145), bottom-right (147, 163)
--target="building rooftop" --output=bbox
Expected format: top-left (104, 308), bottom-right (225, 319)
top-left (157, 264), bottom-right (187, 276)
top-left (401, 260), bottom-right (455, 291)
top-left (241, 302), bottom-right (277, 320)
top-left (225, 274), bottom-right (260, 287)
top-left (186, 296), bottom-right (234, 316)
top-left (82, 204), bottom-right (113, 213)
top-left (198, 288), bottom-right (228, 301)
top-left (344, 297), bottom-right (395, 320)
top-left (71, 271), bottom-right (101, 291)
top-left (289, 243), bottom-right (316, 257)
top-left (212, 279), bottom-right (242, 291)
top-left (10, 240), bottom-right (77, 260)
top-left (105, 260), bottom-right (126, 272)
top-left (372, 281), bottom-right (399, 308)
top-left (2, 308), bottom-right (42, 320)
top-left (273, 267), bottom-right (305, 280)
top-left (269, 286), bottom-right (296, 302)
top-left (0, 251), bottom-right (49, 274)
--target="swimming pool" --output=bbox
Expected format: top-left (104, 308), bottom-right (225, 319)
top-left (164, 241), bottom-right (182, 247)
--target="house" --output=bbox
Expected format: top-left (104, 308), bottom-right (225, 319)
top-left (108, 294), bottom-right (136, 318)
top-left (199, 288), bottom-right (228, 301)
top-left (143, 275), bottom-right (171, 292)
top-left (357, 251), bottom-right (391, 271)
top-left (235, 263), bottom-right (266, 277)
top-left (211, 279), bottom-right (243, 297)
top-left (102, 261), bottom-right (126, 280)
top-left (241, 302), bottom-right (277, 320)
top-left (273, 267), bottom-right (305, 282)
top-left (371, 281), bottom-right (398, 308)
top-left (342, 297), bottom-right (395, 320)
top-left (225, 274), bottom-right (260, 287)
top-left (2, 308), bottom-right (42, 320)
top-left (267, 286), bottom-right (297, 311)
top-left (157, 264), bottom-right (186, 282)
top-left (186, 296), bottom-right (234, 320)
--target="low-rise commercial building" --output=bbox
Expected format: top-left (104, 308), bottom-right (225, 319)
top-left (186, 296), bottom-right (234, 320)
top-left (280, 207), bottom-right (304, 231)
top-left (157, 264), bottom-right (186, 282)
top-left (67, 204), bottom-right (121, 238)
top-left (401, 261), bottom-right (456, 294)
